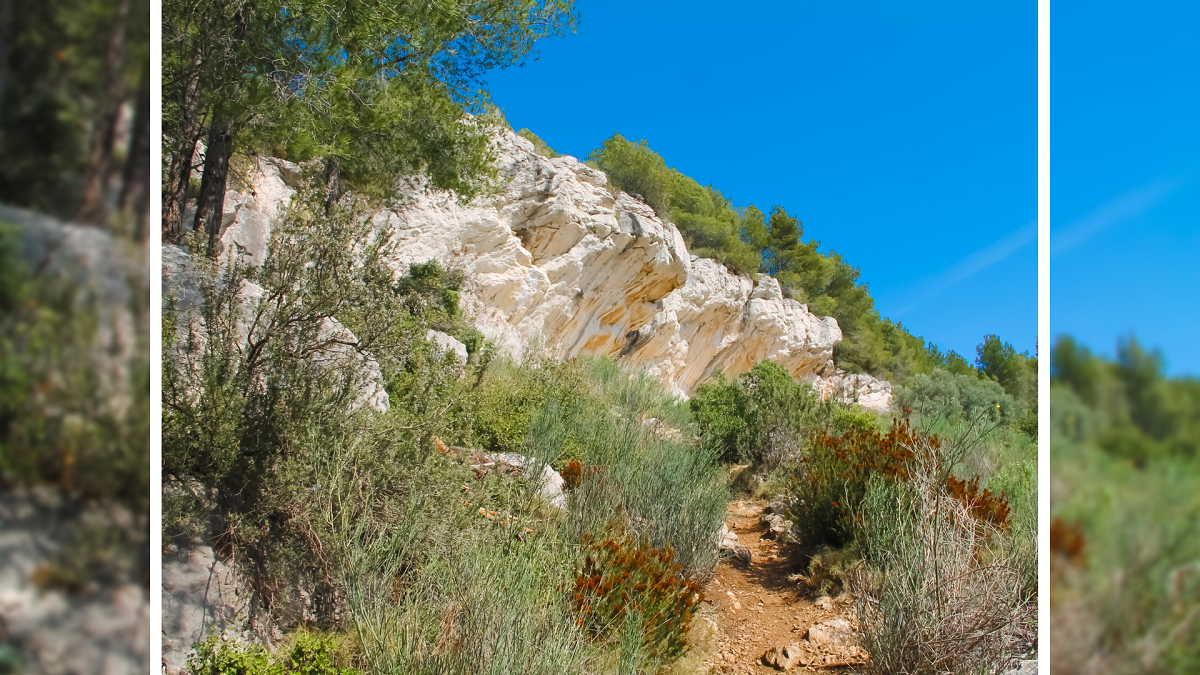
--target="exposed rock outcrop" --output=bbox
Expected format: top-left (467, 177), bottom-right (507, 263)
top-left (182, 128), bottom-right (891, 411)
top-left (161, 540), bottom-right (258, 675)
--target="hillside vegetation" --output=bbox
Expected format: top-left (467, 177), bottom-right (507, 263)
top-left (1050, 336), bottom-right (1200, 673)
top-left (162, 4), bottom-right (1037, 671)
top-left (164, 172), bottom-right (1037, 673)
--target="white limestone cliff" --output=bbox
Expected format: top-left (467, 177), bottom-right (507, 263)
top-left (177, 128), bottom-right (891, 411)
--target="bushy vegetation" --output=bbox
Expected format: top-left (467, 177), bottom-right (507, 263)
top-left (188, 630), bottom-right (359, 675)
top-left (163, 174), bottom-right (727, 673)
top-left (689, 361), bottom-right (825, 467)
top-left (894, 367), bottom-right (1023, 423)
top-left (1050, 335), bottom-right (1200, 674)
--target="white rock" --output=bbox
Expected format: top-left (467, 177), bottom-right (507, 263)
top-left (192, 127), bottom-right (892, 409)
top-left (804, 618), bottom-right (857, 648)
top-left (427, 329), bottom-right (468, 365)
top-left (161, 541), bottom-right (269, 675)
top-left (482, 453), bottom-right (567, 510)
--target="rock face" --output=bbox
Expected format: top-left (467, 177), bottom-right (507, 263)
top-left (161, 542), bottom-right (256, 675)
top-left (189, 128), bottom-right (892, 410)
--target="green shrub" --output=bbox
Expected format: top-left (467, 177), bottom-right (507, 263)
top-left (690, 360), bottom-right (830, 469)
top-left (189, 637), bottom-right (271, 675)
top-left (686, 371), bottom-right (747, 464)
top-left (516, 128), bottom-right (560, 158)
top-left (893, 367), bottom-right (1024, 423)
top-left (188, 631), bottom-right (358, 675)
top-left (587, 134), bottom-right (674, 217)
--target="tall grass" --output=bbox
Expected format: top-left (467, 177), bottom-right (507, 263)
top-left (851, 436), bottom-right (1035, 675)
top-left (310, 434), bottom-right (593, 675)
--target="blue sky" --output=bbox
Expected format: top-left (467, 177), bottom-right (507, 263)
top-left (484, 1), bottom-right (1036, 362)
top-left (1051, 1), bottom-right (1200, 376)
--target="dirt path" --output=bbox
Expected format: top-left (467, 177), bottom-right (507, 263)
top-left (694, 500), bottom-right (868, 674)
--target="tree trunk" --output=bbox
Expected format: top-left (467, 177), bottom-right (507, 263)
top-left (119, 64), bottom-right (150, 242)
top-left (195, 118), bottom-right (233, 259)
top-left (0, 0), bottom-right (12, 119)
top-left (75, 0), bottom-right (130, 226)
top-left (162, 62), bottom-right (203, 245)
top-left (324, 155), bottom-right (342, 214)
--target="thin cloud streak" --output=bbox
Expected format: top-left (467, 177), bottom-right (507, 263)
top-left (1051, 178), bottom-right (1183, 257)
top-left (893, 220), bottom-right (1037, 317)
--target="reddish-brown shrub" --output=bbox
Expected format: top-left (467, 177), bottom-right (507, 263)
top-left (792, 415), bottom-right (1013, 546)
top-left (573, 533), bottom-right (703, 661)
top-left (561, 459), bottom-right (582, 490)
top-left (791, 416), bottom-right (926, 546)
top-left (946, 474), bottom-right (1011, 529)
top-left (1049, 517), bottom-right (1086, 564)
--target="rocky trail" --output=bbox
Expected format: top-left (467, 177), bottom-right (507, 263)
top-left (693, 499), bottom-right (868, 674)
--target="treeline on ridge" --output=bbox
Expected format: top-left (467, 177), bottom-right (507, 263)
top-left (1052, 334), bottom-right (1200, 464)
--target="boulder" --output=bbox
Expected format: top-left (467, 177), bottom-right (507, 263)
top-left (426, 329), bottom-right (468, 365)
top-left (804, 618), bottom-right (857, 649)
top-left (761, 644), bottom-right (804, 670)
top-left (464, 451), bottom-right (567, 510)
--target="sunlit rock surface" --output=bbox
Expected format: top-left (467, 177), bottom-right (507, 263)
top-left (188, 128), bottom-right (891, 411)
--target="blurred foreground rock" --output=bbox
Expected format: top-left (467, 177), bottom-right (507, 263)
top-left (0, 488), bottom-right (150, 675)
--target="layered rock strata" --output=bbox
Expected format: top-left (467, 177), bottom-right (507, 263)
top-left (179, 128), bottom-right (891, 411)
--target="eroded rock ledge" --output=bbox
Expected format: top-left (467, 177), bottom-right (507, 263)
top-left (182, 128), bottom-right (891, 411)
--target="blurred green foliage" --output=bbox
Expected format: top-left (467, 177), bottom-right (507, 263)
top-left (0, 223), bottom-right (149, 510)
top-left (0, 0), bottom-right (150, 221)
top-left (1050, 335), bottom-right (1200, 673)
top-left (689, 360), bottom-right (841, 467)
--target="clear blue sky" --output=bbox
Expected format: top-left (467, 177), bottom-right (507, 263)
top-left (1051, 1), bottom-right (1200, 377)
top-left (483, 1), bottom-right (1037, 362)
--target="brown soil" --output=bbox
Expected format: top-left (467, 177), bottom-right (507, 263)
top-left (693, 500), bottom-right (866, 674)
